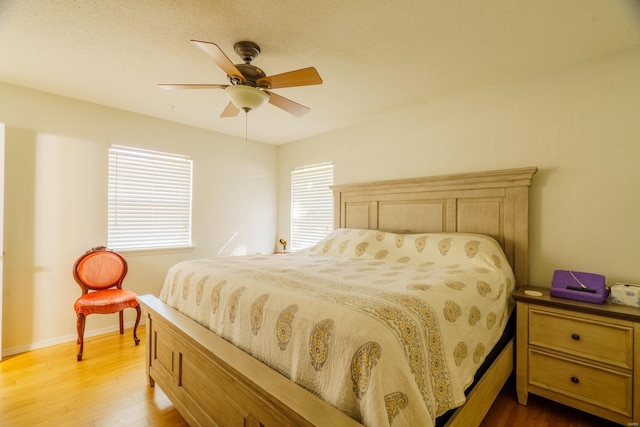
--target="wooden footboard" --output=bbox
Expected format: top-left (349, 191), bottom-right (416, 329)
top-left (138, 294), bottom-right (362, 427)
top-left (139, 294), bottom-right (513, 427)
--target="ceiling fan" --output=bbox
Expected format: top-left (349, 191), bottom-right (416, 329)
top-left (159, 40), bottom-right (323, 117)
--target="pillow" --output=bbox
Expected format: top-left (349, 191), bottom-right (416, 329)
top-left (300, 228), bottom-right (509, 269)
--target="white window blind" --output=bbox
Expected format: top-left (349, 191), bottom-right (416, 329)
top-left (108, 145), bottom-right (193, 251)
top-left (291, 162), bottom-right (334, 251)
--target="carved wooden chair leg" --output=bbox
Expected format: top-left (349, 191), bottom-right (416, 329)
top-left (133, 305), bottom-right (141, 345)
top-left (119, 310), bottom-right (124, 334)
top-left (76, 313), bottom-right (86, 361)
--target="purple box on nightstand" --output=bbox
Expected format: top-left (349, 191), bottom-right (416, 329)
top-left (550, 270), bottom-right (609, 304)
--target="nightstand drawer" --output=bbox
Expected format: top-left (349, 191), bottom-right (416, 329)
top-left (529, 349), bottom-right (633, 417)
top-left (529, 309), bottom-right (633, 369)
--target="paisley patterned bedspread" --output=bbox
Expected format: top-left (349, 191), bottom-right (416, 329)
top-left (159, 229), bottom-right (515, 427)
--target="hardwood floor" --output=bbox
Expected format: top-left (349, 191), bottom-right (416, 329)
top-left (480, 377), bottom-right (620, 427)
top-left (0, 326), bottom-right (622, 426)
top-left (0, 326), bottom-right (188, 427)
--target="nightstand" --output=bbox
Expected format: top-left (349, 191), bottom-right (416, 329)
top-left (513, 287), bottom-right (640, 425)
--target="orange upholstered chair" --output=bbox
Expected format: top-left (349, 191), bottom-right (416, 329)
top-left (73, 246), bottom-right (141, 361)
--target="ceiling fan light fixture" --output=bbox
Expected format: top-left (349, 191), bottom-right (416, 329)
top-left (224, 85), bottom-right (269, 112)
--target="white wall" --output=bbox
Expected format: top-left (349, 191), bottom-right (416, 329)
top-left (277, 47), bottom-right (640, 288)
top-left (2, 46), bottom-right (639, 355)
top-left (0, 83), bottom-right (277, 355)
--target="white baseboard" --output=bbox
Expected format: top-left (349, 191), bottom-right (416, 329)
top-left (1, 319), bottom-right (145, 358)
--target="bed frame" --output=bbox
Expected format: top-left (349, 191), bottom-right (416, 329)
top-left (137, 166), bottom-right (537, 427)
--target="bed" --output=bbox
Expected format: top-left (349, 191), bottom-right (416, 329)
top-left (137, 166), bottom-right (537, 427)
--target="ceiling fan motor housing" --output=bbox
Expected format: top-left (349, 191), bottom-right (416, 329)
top-left (229, 41), bottom-right (270, 88)
top-left (232, 63), bottom-right (267, 88)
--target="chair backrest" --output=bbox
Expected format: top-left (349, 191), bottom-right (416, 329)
top-left (73, 246), bottom-right (128, 293)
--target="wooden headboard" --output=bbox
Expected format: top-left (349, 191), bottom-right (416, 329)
top-left (331, 167), bottom-right (538, 287)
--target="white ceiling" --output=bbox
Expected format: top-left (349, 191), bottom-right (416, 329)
top-left (1, 1), bottom-right (639, 145)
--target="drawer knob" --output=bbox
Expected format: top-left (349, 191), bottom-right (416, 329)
top-left (571, 333), bottom-right (580, 341)
top-left (570, 376), bottom-right (580, 384)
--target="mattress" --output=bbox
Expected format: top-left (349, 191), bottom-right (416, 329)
top-left (159, 228), bottom-right (516, 426)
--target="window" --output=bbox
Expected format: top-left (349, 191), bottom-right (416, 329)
top-left (108, 145), bottom-right (193, 251)
top-left (290, 162), bottom-right (334, 250)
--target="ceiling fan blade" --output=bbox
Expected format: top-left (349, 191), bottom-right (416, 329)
top-left (190, 40), bottom-right (245, 80)
top-left (266, 91), bottom-right (310, 117)
top-left (258, 67), bottom-right (322, 89)
top-left (220, 101), bottom-right (240, 118)
top-left (158, 83), bottom-right (228, 90)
